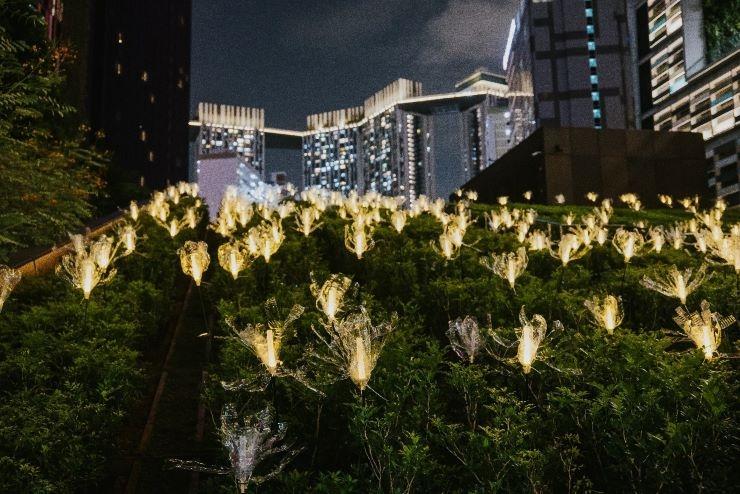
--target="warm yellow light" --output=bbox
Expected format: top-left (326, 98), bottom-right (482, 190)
top-left (612, 228), bottom-right (645, 263)
top-left (310, 274), bottom-right (352, 321)
top-left (217, 241), bottom-right (251, 279)
top-left (641, 264), bottom-right (708, 305)
top-left (515, 307), bottom-right (553, 374)
top-left (0, 265), bottom-right (22, 312)
top-left (178, 241), bottom-right (210, 286)
top-left (344, 223), bottom-right (375, 260)
top-left (550, 233), bottom-right (590, 266)
top-left (480, 247), bottom-right (528, 290)
top-left (673, 300), bottom-right (735, 360)
top-left (390, 210), bottom-right (407, 233)
top-left (584, 294), bottom-right (624, 334)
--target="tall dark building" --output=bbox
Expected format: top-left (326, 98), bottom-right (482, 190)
top-left (504, 0), bottom-right (636, 145)
top-left (88, 0), bottom-right (191, 189)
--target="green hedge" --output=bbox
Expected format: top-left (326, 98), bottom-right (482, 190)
top-left (201, 203), bottom-right (739, 493)
top-left (0, 200), bottom-right (200, 492)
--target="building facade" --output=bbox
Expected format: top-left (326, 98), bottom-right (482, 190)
top-left (88, 0), bottom-right (191, 189)
top-left (631, 0), bottom-right (740, 205)
top-left (193, 103), bottom-right (266, 178)
top-left (301, 79), bottom-right (433, 203)
top-left (504, 0), bottom-right (635, 145)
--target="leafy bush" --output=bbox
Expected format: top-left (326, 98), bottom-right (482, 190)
top-left (201, 203), bottom-right (739, 493)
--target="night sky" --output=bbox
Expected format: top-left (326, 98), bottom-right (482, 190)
top-left (191, 0), bottom-right (518, 194)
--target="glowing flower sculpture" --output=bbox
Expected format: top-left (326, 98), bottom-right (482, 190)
top-left (390, 210), bottom-right (407, 233)
top-left (585, 191), bottom-right (599, 203)
top-left (523, 190), bottom-right (533, 201)
top-left (56, 252), bottom-right (116, 299)
top-left (612, 228), bottom-right (645, 263)
top-left (117, 224), bottom-right (138, 255)
top-left (344, 223), bottom-right (375, 260)
top-left (178, 240), bottom-right (210, 286)
top-left (665, 224), bottom-right (685, 250)
top-left (0, 265), bottom-right (22, 312)
top-left (648, 227), bottom-right (665, 253)
top-left (294, 206), bottom-right (322, 237)
top-left (554, 193), bottom-right (566, 204)
top-left (170, 404), bottom-right (300, 493)
top-left (253, 219), bottom-right (285, 263)
top-left (129, 200), bottom-right (140, 221)
top-left (310, 274), bottom-right (353, 322)
top-left (707, 234), bottom-right (740, 273)
top-left (584, 294), bottom-right (624, 334)
top-left (447, 316), bottom-right (482, 363)
top-left (228, 298), bottom-right (304, 376)
top-left (673, 300), bottom-right (735, 360)
top-left (549, 233), bottom-right (590, 266)
top-left (218, 240), bottom-right (253, 279)
top-left (515, 307), bottom-right (560, 374)
top-left (431, 230), bottom-right (459, 260)
top-left (641, 264), bottom-right (708, 305)
top-left (312, 307), bottom-right (396, 392)
top-left (527, 230), bottom-right (549, 251)
top-left (480, 247), bottom-right (528, 291)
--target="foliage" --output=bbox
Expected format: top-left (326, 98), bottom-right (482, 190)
top-left (200, 202), bottom-right (739, 493)
top-left (702, 0), bottom-right (740, 63)
top-left (0, 0), bottom-right (105, 262)
top-left (0, 203), bottom-right (196, 492)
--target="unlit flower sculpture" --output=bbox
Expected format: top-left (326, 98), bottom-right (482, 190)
top-left (178, 240), bottom-right (210, 286)
top-left (673, 300), bottom-right (735, 360)
top-left (170, 404), bottom-right (300, 493)
top-left (227, 298), bottom-right (304, 376)
top-left (0, 265), bottom-right (21, 312)
top-left (584, 294), bottom-right (624, 334)
top-left (312, 307), bottom-right (396, 391)
top-left (641, 264), bottom-right (708, 305)
top-left (480, 247), bottom-right (528, 291)
top-left (447, 316), bottom-right (482, 363)
top-left (310, 273), bottom-right (353, 322)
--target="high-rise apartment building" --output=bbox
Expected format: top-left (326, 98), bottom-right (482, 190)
top-left (455, 70), bottom-right (511, 180)
top-left (193, 103), bottom-right (266, 177)
top-left (630, 0), bottom-right (739, 204)
top-left (303, 107), bottom-right (363, 194)
top-left (302, 79), bottom-right (433, 202)
top-left (504, 0), bottom-right (635, 145)
top-left (88, 0), bottom-right (191, 189)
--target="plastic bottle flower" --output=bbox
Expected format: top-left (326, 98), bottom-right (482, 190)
top-left (0, 265), bottom-right (21, 312)
top-left (562, 211), bottom-right (576, 226)
top-left (227, 299), bottom-right (304, 375)
top-left (171, 405), bottom-right (299, 493)
top-left (527, 230), bottom-right (549, 251)
top-left (178, 240), bottom-right (210, 286)
top-left (447, 316), bottom-right (482, 363)
top-left (497, 196), bottom-right (508, 206)
top-left (310, 274), bottom-right (352, 322)
top-left (117, 224), bottom-right (138, 255)
top-left (665, 224), bottom-right (685, 250)
top-left (218, 240), bottom-right (252, 279)
top-left (129, 200), bottom-right (140, 221)
top-left (91, 234), bottom-right (115, 270)
top-left (515, 307), bottom-right (558, 374)
top-left (344, 223), bottom-right (375, 260)
top-left (648, 227), bottom-right (665, 253)
top-left (673, 300), bottom-right (735, 360)
top-left (480, 247), bottom-right (528, 291)
top-left (554, 193), bottom-right (565, 204)
top-left (185, 207), bottom-right (201, 229)
top-left (658, 194), bottom-right (673, 207)
top-left (390, 210), bottom-right (407, 233)
top-left (431, 230), bottom-right (459, 260)
top-left (523, 190), bottom-right (533, 201)
top-left (312, 307), bottom-right (396, 391)
top-left (583, 294), bottom-right (624, 334)
top-left (254, 219), bottom-right (285, 263)
top-left (549, 233), bottom-right (590, 266)
top-left (585, 191), bottom-right (599, 203)
top-left (641, 264), bottom-right (708, 304)
top-left (707, 234), bottom-right (740, 273)
top-left (612, 228), bottom-right (645, 263)
top-left (294, 206), bottom-right (322, 237)
top-left (56, 252), bottom-right (116, 299)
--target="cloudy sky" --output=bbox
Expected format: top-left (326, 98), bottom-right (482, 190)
top-left (191, 0), bottom-right (518, 191)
